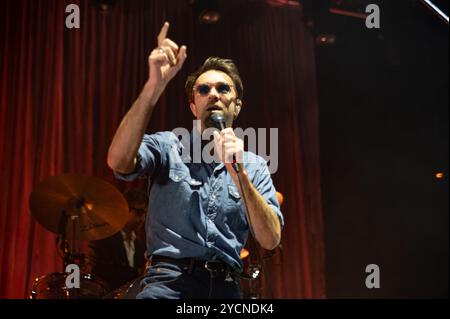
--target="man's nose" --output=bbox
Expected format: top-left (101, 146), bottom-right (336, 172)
top-left (208, 87), bottom-right (220, 101)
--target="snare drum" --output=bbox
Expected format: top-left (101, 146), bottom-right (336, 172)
top-left (30, 272), bottom-right (109, 299)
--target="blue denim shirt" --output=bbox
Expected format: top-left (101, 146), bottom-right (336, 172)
top-left (114, 131), bottom-right (284, 270)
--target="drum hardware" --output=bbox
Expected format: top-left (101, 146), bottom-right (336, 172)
top-left (102, 274), bottom-right (145, 299)
top-left (30, 272), bottom-right (109, 299)
top-left (29, 174), bottom-right (130, 299)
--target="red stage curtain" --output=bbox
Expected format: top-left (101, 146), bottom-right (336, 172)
top-left (0, 0), bottom-right (325, 298)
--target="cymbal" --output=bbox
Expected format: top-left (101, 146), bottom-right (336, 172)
top-left (240, 248), bottom-right (249, 260)
top-left (29, 174), bottom-right (130, 241)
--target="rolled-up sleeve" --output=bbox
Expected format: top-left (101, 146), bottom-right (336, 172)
top-left (114, 134), bottom-right (162, 182)
top-left (252, 159), bottom-right (285, 229)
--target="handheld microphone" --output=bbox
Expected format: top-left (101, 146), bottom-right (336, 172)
top-left (210, 112), bottom-right (241, 173)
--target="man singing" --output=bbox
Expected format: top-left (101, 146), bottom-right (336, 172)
top-left (107, 22), bottom-right (283, 299)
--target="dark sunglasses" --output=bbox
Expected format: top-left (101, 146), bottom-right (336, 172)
top-left (194, 83), bottom-right (233, 96)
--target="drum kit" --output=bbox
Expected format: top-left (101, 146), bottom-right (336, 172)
top-left (29, 173), bottom-right (131, 299)
top-left (28, 173), bottom-right (269, 299)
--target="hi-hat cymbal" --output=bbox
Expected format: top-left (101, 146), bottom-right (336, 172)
top-left (29, 174), bottom-right (130, 241)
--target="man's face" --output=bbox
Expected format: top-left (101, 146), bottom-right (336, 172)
top-left (190, 70), bottom-right (241, 132)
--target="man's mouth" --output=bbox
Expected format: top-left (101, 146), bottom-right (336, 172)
top-left (207, 105), bottom-right (222, 112)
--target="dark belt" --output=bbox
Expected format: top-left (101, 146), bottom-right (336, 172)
top-left (151, 255), bottom-right (239, 276)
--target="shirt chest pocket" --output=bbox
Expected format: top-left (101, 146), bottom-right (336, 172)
top-left (168, 169), bottom-right (203, 187)
top-left (162, 169), bottom-right (203, 207)
top-left (227, 184), bottom-right (241, 202)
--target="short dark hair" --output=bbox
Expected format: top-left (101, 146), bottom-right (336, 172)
top-left (185, 57), bottom-right (244, 103)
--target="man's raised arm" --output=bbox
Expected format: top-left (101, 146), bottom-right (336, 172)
top-left (107, 22), bottom-right (187, 174)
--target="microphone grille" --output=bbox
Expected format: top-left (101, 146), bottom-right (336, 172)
top-left (210, 112), bottom-right (225, 124)
top-left (210, 112), bottom-right (226, 130)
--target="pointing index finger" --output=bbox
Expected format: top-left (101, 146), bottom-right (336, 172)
top-left (157, 22), bottom-right (169, 46)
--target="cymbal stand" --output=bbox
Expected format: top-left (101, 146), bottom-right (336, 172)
top-left (56, 200), bottom-right (86, 270)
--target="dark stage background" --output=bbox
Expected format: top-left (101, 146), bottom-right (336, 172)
top-left (0, 0), bottom-right (448, 299)
top-left (314, 1), bottom-right (448, 298)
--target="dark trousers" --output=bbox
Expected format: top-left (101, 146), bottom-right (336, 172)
top-left (136, 259), bottom-right (242, 299)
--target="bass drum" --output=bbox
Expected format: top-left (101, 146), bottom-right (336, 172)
top-left (30, 272), bottom-right (109, 299)
top-left (103, 275), bottom-right (144, 299)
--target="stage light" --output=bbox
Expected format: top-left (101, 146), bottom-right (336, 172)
top-left (189, 0), bottom-right (221, 24)
top-left (276, 191), bottom-right (284, 206)
top-left (92, 0), bottom-right (118, 12)
top-left (200, 10), bottom-right (221, 24)
top-left (435, 172), bottom-right (444, 179)
top-left (316, 33), bottom-right (336, 46)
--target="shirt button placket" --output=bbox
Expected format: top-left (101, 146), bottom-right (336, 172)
top-left (205, 175), bottom-right (221, 247)
top-left (206, 218), bottom-right (215, 247)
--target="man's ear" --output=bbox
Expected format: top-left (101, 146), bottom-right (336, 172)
top-left (234, 99), bottom-right (242, 119)
top-left (190, 102), bottom-right (198, 117)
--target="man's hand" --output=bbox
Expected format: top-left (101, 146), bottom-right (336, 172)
top-left (147, 22), bottom-right (187, 104)
top-left (213, 128), bottom-right (245, 184)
